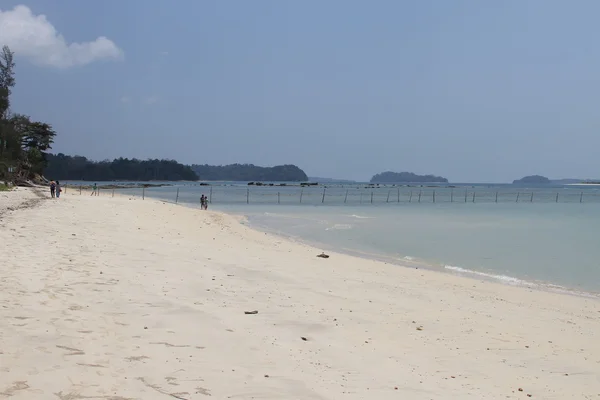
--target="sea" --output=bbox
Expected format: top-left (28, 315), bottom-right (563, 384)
top-left (68, 181), bottom-right (600, 295)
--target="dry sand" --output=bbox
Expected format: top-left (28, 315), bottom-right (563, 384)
top-left (1, 189), bottom-right (599, 399)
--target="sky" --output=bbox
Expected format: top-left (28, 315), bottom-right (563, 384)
top-left (2, 1), bottom-right (600, 182)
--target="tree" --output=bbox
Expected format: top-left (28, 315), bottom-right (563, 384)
top-left (0, 45), bottom-right (15, 119)
top-left (0, 46), bottom-right (58, 182)
top-left (14, 117), bottom-right (56, 175)
top-left (0, 46), bottom-right (16, 162)
top-left (19, 119), bottom-right (56, 152)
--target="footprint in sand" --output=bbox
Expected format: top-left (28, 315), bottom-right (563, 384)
top-left (56, 345), bottom-right (84, 356)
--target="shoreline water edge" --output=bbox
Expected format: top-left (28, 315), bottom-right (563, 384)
top-left (2, 188), bottom-right (600, 398)
top-left (198, 203), bottom-right (600, 299)
top-left (240, 213), bottom-right (600, 300)
top-left (104, 181), bottom-right (600, 295)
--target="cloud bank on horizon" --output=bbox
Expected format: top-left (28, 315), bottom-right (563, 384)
top-left (0, 5), bottom-right (123, 68)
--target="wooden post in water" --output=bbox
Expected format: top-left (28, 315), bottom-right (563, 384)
top-left (79, 185), bottom-right (82, 195)
top-left (580, 192), bottom-right (583, 203)
top-left (386, 190), bottom-right (390, 203)
top-left (397, 188), bottom-right (400, 203)
top-left (433, 190), bottom-right (436, 203)
top-left (322, 188), bottom-right (326, 204)
top-left (278, 192), bottom-right (280, 204)
top-left (472, 191), bottom-right (475, 203)
top-left (344, 190), bottom-right (348, 204)
top-left (300, 189), bottom-right (304, 204)
top-left (175, 188), bottom-right (180, 204)
top-left (464, 189), bottom-right (468, 203)
top-left (418, 190), bottom-right (422, 203)
top-left (516, 192), bottom-right (520, 202)
top-left (495, 191), bottom-right (498, 203)
top-left (209, 186), bottom-right (213, 204)
top-left (530, 192), bottom-right (533, 203)
top-left (246, 188), bottom-right (249, 204)
top-left (371, 191), bottom-right (373, 204)
top-left (142, 186), bottom-right (145, 200)
top-left (556, 193), bottom-right (559, 203)
top-left (451, 189), bottom-right (454, 203)
top-left (409, 191), bottom-right (413, 203)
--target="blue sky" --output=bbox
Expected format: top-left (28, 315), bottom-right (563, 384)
top-left (2, 1), bottom-right (600, 182)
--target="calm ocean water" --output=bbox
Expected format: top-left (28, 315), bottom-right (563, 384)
top-left (99, 182), bottom-right (600, 294)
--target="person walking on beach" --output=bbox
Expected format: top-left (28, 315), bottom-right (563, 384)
top-left (55, 181), bottom-right (62, 198)
top-left (91, 183), bottom-right (98, 196)
top-left (200, 195), bottom-right (206, 210)
top-left (50, 181), bottom-right (56, 198)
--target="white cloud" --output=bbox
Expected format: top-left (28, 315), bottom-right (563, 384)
top-left (0, 5), bottom-right (123, 68)
top-left (143, 95), bottom-right (159, 105)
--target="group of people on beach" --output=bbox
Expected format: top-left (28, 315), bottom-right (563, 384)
top-left (200, 194), bottom-right (209, 210)
top-left (49, 182), bottom-right (100, 198)
top-left (49, 181), bottom-right (61, 198)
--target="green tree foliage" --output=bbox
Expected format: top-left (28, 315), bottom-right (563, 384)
top-left (0, 46), bottom-right (57, 182)
top-left (0, 46), bottom-right (16, 169)
top-left (0, 45), bottom-right (15, 119)
top-left (190, 163), bottom-right (308, 181)
top-left (45, 154), bottom-right (199, 181)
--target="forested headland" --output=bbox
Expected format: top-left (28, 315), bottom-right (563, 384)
top-left (44, 156), bottom-right (311, 183)
top-left (370, 171), bottom-right (449, 183)
top-left (191, 164), bottom-right (308, 181)
top-left (45, 154), bottom-right (199, 181)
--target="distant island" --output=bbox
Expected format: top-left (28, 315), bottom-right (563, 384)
top-left (45, 154), bottom-right (198, 181)
top-left (191, 163), bottom-right (308, 181)
top-left (551, 178), bottom-right (583, 185)
top-left (512, 176), bottom-right (600, 185)
top-left (370, 171), bottom-right (448, 184)
top-left (308, 177), bottom-right (357, 183)
top-left (553, 178), bottom-right (600, 185)
top-left (512, 175), bottom-right (551, 184)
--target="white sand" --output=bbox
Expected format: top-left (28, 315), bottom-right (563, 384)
top-left (0, 186), bottom-right (43, 216)
top-left (1, 189), bottom-right (599, 399)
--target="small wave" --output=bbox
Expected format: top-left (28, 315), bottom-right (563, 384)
top-left (325, 224), bottom-right (353, 231)
top-left (346, 214), bottom-right (373, 219)
top-left (444, 265), bottom-right (535, 286)
top-left (403, 256), bottom-right (415, 261)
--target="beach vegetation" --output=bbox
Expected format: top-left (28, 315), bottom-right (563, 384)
top-left (0, 45), bottom-right (56, 184)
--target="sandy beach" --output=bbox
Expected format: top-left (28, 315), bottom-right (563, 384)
top-left (1, 189), bottom-right (599, 399)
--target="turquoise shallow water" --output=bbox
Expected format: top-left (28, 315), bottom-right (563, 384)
top-left (219, 203), bottom-right (600, 294)
top-left (113, 183), bottom-right (600, 294)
